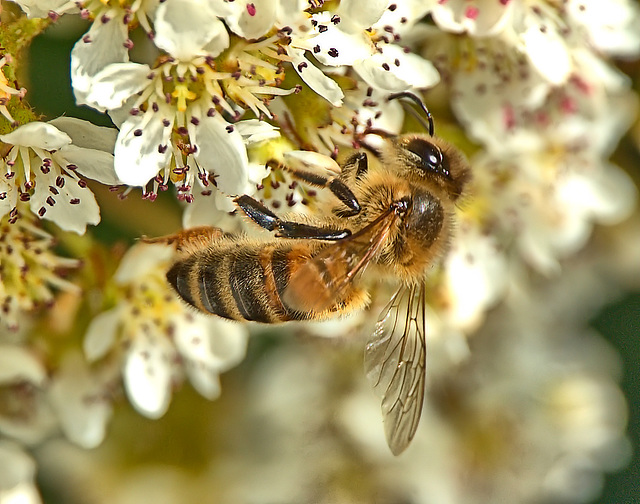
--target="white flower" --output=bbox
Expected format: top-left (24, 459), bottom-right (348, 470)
top-left (430, 0), bottom-right (515, 37)
top-left (0, 440), bottom-right (41, 504)
top-left (47, 352), bottom-right (113, 449)
top-left (83, 243), bottom-right (249, 419)
top-left (0, 345), bottom-right (56, 445)
top-left (0, 119), bottom-right (117, 233)
top-left (466, 150), bottom-right (637, 276)
top-left (0, 217), bottom-right (80, 332)
top-left (79, 1), bottom-right (286, 200)
top-left (280, 1), bottom-right (440, 104)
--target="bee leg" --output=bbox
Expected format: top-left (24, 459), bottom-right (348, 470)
top-left (281, 166), bottom-right (362, 217)
top-left (235, 195), bottom-right (352, 240)
top-left (141, 226), bottom-right (225, 253)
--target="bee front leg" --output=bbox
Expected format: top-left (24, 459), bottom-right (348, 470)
top-left (235, 195), bottom-right (351, 240)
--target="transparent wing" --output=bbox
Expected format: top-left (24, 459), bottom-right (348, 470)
top-left (364, 282), bottom-right (427, 455)
top-left (283, 208), bottom-right (400, 312)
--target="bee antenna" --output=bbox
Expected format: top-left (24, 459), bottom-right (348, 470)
top-left (387, 92), bottom-right (435, 137)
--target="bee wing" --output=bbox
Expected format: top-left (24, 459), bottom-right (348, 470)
top-left (283, 208), bottom-right (400, 312)
top-left (364, 282), bottom-right (427, 455)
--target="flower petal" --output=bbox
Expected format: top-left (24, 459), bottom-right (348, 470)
top-left (8, 0), bottom-right (71, 18)
top-left (0, 179), bottom-right (19, 221)
top-left (288, 48), bottom-right (344, 106)
top-left (114, 110), bottom-right (174, 187)
top-left (293, 12), bottom-right (372, 66)
top-left (0, 345), bottom-right (46, 385)
top-left (337, 0), bottom-right (388, 31)
top-left (83, 62), bottom-right (152, 111)
top-left (71, 15), bottom-right (130, 106)
top-left (30, 170), bottom-right (101, 234)
top-left (123, 334), bottom-right (174, 419)
top-left (48, 352), bottom-right (112, 449)
top-left (48, 117), bottom-right (116, 153)
top-left (0, 440), bottom-right (36, 491)
top-left (49, 117), bottom-right (119, 186)
top-left (353, 45), bottom-right (440, 91)
top-left (0, 122), bottom-right (70, 150)
top-left (520, 20), bottom-right (571, 85)
top-left (224, 0), bottom-right (277, 40)
top-left (154, 0), bottom-right (229, 59)
top-left (114, 243), bottom-right (174, 284)
top-left (190, 113), bottom-right (249, 195)
top-left (83, 307), bottom-right (123, 361)
top-left (235, 119), bottom-right (280, 145)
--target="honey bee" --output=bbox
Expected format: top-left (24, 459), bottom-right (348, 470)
top-left (152, 94), bottom-right (470, 455)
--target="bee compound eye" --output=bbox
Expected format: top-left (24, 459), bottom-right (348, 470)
top-left (406, 138), bottom-right (448, 177)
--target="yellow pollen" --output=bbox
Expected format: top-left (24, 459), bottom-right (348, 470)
top-left (172, 84), bottom-right (197, 112)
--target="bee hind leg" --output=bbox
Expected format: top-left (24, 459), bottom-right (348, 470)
top-left (235, 195), bottom-right (352, 240)
top-left (141, 226), bottom-right (224, 253)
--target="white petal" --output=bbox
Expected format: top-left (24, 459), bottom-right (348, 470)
top-left (154, 0), bottom-right (228, 59)
top-left (0, 122), bottom-right (70, 150)
top-left (48, 352), bottom-right (112, 449)
top-left (234, 119), bottom-right (280, 144)
top-left (288, 48), bottom-right (344, 106)
top-left (114, 111), bottom-right (173, 186)
top-left (114, 243), bottom-right (174, 284)
top-left (48, 118), bottom-right (119, 185)
top-left (567, 0), bottom-right (640, 56)
top-left (0, 345), bottom-right (46, 385)
top-left (184, 365), bottom-right (221, 399)
top-left (561, 164), bottom-right (638, 225)
top-left (182, 189), bottom-right (241, 230)
top-left (0, 440), bottom-right (36, 491)
top-left (202, 23), bottom-right (231, 58)
top-left (8, 0), bottom-right (71, 18)
top-left (0, 179), bottom-right (19, 221)
top-left (431, 0), bottom-right (513, 37)
top-left (353, 46), bottom-right (440, 91)
top-left (445, 229), bottom-right (508, 330)
top-left (30, 171), bottom-right (101, 234)
top-left (190, 114), bottom-right (249, 195)
top-left (83, 307), bottom-right (123, 361)
top-left (84, 62), bottom-right (152, 110)
top-left (521, 22), bottom-right (572, 85)
top-left (283, 150), bottom-right (342, 175)
top-left (337, 0), bottom-right (388, 31)
top-left (294, 13), bottom-right (372, 66)
top-left (173, 315), bottom-right (248, 372)
top-left (48, 117), bottom-right (116, 153)
top-left (225, 0), bottom-right (277, 40)
top-left (374, 0), bottom-right (432, 36)
top-left (206, 320), bottom-right (249, 372)
top-left (58, 145), bottom-right (119, 186)
top-left (71, 15), bottom-right (130, 106)
top-left (123, 334), bottom-right (174, 419)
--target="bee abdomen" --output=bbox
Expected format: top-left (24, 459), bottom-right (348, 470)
top-left (167, 243), bottom-right (313, 323)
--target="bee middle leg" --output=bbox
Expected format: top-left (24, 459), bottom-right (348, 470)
top-left (235, 195), bottom-right (352, 240)
top-left (280, 163), bottom-right (362, 218)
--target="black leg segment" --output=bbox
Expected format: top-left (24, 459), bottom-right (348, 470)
top-left (281, 165), bottom-right (362, 217)
top-left (235, 195), bottom-right (352, 241)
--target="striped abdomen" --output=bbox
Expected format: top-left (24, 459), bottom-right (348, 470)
top-left (166, 240), bottom-right (323, 323)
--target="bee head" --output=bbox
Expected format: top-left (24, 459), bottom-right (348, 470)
top-left (397, 134), bottom-right (470, 201)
